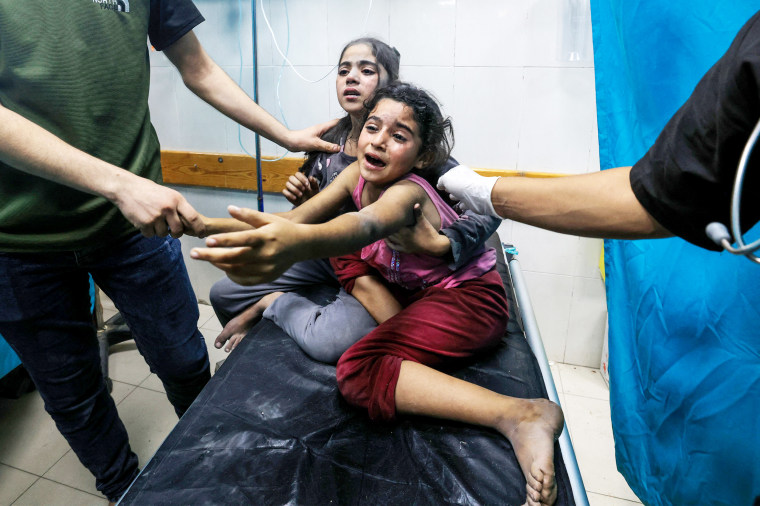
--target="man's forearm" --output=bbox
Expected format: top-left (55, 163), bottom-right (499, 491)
top-left (164, 32), bottom-right (292, 149)
top-left (491, 167), bottom-right (670, 239)
top-left (0, 104), bottom-right (126, 201)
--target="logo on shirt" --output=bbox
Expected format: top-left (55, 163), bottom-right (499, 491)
top-left (93, 0), bottom-right (130, 12)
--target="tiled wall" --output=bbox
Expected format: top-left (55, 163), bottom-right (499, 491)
top-left (149, 0), bottom-right (607, 367)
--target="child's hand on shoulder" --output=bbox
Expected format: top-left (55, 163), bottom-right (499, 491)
top-left (384, 203), bottom-right (450, 257)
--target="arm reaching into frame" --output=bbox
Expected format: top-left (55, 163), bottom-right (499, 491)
top-left (164, 31), bottom-right (340, 154)
top-left (438, 165), bottom-right (671, 240)
top-left (0, 103), bottom-right (204, 238)
top-left (190, 180), bottom-right (425, 285)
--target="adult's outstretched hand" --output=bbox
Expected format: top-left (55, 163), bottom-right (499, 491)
top-left (190, 206), bottom-right (302, 285)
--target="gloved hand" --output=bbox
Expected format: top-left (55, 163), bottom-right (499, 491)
top-left (437, 164), bottom-right (501, 218)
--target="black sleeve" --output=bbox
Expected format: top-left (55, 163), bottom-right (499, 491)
top-left (440, 212), bottom-right (502, 269)
top-left (630, 9), bottom-right (760, 250)
top-left (420, 157), bottom-right (502, 269)
top-left (149, 0), bottom-right (205, 51)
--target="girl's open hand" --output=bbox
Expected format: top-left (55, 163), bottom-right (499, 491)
top-left (190, 206), bottom-right (303, 285)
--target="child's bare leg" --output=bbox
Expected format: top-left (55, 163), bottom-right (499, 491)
top-left (214, 292), bottom-right (283, 352)
top-left (395, 361), bottom-right (564, 505)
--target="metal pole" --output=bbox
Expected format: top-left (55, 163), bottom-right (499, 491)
top-left (252, 0), bottom-right (264, 212)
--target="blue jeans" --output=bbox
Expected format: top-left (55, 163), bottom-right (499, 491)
top-left (0, 232), bottom-right (210, 502)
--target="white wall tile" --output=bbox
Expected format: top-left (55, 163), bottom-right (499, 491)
top-left (389, 0), bottom-right (456, 67)
top-left (148, 47), bottom-right (171, 67)
top-left (511, 222), bottom-right (580, 276)
top-left (588, 120), bottom-right (601, 172)
top-left (174, 83), bottom-right (230, 153)
top-left (574, 237), bottom-right (604, 279)
top-left (195, 0), bottom-right (254, 68)
top-left (520, 271), bottom-right (573, 362)
top-left (327, 0), bottom-right (391, 61)
top-left (518, 67), bottom-right (596, 174)
top-left (272, 65), bottom-right (335, 129)
top-left (261, 0), bottom-right (330, 66)
top-left (148, 67), bottom-right (181, 150)
top-left (455, 0), bottom-right (527, 68)
top-left (524, 0), bottom-right (594, 67)
top-left (564, 276), bottom-right (607, 366)
top-left (452, 66), bottom-right (522, 168)
top-left (497, 220), bottom-right (514, 246)
top-left (399, 65), bottom-right (455, 117)
top-left (254, 0), bottom-right (275, 67)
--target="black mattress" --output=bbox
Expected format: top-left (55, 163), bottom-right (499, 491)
top-left (120, 244), bottom-right (575, 505)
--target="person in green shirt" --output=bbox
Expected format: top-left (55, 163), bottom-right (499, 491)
top-left (0, 1), bottom-right (336, 502)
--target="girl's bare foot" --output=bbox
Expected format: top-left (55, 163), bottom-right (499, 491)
top-left (496, 398), bottom-right (564, 505)
top-left (214, 291), bottom-right (284, 352)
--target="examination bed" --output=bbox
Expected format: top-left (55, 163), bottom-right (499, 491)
top-left (120, 236), bottom-right (588, 505)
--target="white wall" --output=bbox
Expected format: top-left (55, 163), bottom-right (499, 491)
top-left (148, 0), bottom-right (607, 367)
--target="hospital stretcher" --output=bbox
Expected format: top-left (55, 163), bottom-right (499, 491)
top-left (119, 235), bottom-right (589, 505)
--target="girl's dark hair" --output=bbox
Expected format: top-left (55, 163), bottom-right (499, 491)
top-left (299, 37), bottom-right (401, 174)
top-left (362, 82), bottom-right (454, 170)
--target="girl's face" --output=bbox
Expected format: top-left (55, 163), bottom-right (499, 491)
top-left (336, 44), bottom-right (386, 117)
top-left (358, 98), bottom-right (426, 186)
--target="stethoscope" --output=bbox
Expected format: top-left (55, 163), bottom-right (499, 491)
top-left (705, 116), bottom-right (760, 264)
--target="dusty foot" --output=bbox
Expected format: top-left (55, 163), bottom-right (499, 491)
top-left (214, 292), bottom-right (284, 352)
top-left (497, 398), bottom-right (564, 505)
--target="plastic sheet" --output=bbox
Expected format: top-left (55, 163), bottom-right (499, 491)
top-left (120, 246), bottom-right (576, 505)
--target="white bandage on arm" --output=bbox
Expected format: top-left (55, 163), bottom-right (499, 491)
top-left (436, 164), bottom-right (500, 218)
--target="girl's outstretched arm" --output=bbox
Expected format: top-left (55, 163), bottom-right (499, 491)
top-left (182, 162), bottom-right (361, 238)
top-left (191, 181), bottom-right (426, 285)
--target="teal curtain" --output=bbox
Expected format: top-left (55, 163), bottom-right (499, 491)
top-left (590, 2), bottom-right (760, 504)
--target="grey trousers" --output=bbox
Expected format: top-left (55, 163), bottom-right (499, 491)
top-left (209, 258), bottom-right (377, 363)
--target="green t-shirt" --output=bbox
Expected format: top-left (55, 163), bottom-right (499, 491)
top-left (0, 0), bottom-right (202, 252)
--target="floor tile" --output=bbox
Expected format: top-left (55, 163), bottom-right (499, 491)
top-left (0, 392), bottom-right (70, 475)
top-left (42, 381), bottom-right (160, 498)
top-left (42, 451), bottom-right (100, 498)
top-left (549, 361), bottom-right (564, 393)
top-left (562, 394), bottom-right (640, 502)
top-left (12, 477), bottom-right (106, 505)
top-left (557, 392), bottom-right (568, 411)
top-left (115, 387), bottom-right (179, 468)
top-left (587, 492), bottom-right (642, 505)
top-left (98, 289), bottom-right (116, 313)
top-left (139, 373), bottom-right (166, 393)
top-left (107, 341), bottom-right (152, 386)
top-left (101, 308), bottom-right (118, 323)
top-left (110, 379), bottom-right (138, 405)
top-left (557, 363), bottom-right (609, 400)
top-left (197, 303), bottom-right (217, 328)
top-left (0, 464), bottom-right (38, 504)
top-left (200, 327), bottom-right (232, 375)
